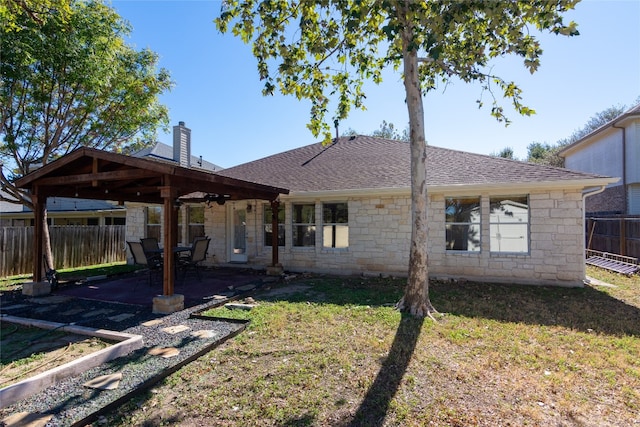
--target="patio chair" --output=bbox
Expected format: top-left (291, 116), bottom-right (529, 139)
top-left (127, 241), bottom-right (163, 286)
top-left (141, 237), bottom-right (161, 255)
top-left (177, 237), bottom-right (210, 282)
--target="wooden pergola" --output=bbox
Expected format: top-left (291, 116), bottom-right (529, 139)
top-left (15, 147), bottom-right (289, 299)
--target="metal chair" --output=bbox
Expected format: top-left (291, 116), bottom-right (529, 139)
top-left (140, 237), bottom-right (161, 254)
top-left (177, 237), bottom-right (210, 282)
top-left (127, 241), bottom-right (163, 286)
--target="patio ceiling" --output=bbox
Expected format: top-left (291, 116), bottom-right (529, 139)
top-left (15, 147), bottom-right (289, 204)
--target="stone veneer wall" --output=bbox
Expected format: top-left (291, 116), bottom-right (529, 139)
top-left (125, 189), bottom-right (587, 287)
top-left (247, 190), bottom-right (584, 286)
top-left (206, 203), bottom-right (226, 266)
top-left (235, 196), bottom-right (412, 276)
top-left (427, 189), bottom-right (585, 286)
top-left (124, 204), bottom-right (147, 263)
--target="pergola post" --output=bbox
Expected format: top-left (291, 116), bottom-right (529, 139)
top-left (152, 184), bottom-right (184, 314)
top-left (161, 186), bottom-right (177, 296)
top-left (31, 191), bottom-right (45, 283)
top-left (23, 188), bottom-right (52, 296)
top-left (267, 199), bottom-right (283, 275)
top-left (271, 200), bottom-right (279, 266)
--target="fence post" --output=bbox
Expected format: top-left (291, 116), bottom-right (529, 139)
top-left (587, 218), bottom-right (595, 250)
top-left (620, 217), bottom-right (626, 256)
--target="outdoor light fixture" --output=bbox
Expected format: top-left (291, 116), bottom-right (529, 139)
top-left (204, 193), bottom-right (230, 206)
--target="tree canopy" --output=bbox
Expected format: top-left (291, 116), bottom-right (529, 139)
top-left (491, 146), bottom-right (516, 159)
top-left (216, 0), bottom-right (580, 317)
top-left (0, 0), bottom-right (173, 208)
top-left (344, 120), bottom-right (410, 141)
top-left (0, 0), bottom-right (71, 30)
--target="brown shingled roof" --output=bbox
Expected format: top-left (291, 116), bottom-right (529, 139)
top-left (218, 135), bottom-right (613, 193)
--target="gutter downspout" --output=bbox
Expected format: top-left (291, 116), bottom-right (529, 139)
top-left (612, 123), bottom-right (627, 214)
top-left (581, 185), bottom-right (608, 283)
top-left (582, 184), bottom-right (608, 216)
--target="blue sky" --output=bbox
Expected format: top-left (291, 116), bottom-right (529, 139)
top-left (111, 0), bottom-right (640, 168)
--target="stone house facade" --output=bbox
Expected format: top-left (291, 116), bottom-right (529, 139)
top-left (127, 135), bottom-right (616, 287)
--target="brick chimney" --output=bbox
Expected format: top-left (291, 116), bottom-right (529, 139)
top-left (173, 121), bottom-right (191, 168)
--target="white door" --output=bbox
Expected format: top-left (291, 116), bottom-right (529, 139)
top-left (228, 204), bottom-right (248, 263)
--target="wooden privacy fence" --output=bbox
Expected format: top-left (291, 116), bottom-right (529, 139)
top-left (0, 225), bottom-right (126, 277)
top-left (586, 217), bottom-right (640, 261)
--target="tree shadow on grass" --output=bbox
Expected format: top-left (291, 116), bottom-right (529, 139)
top-left (335, 314), bottom-right (424, 427)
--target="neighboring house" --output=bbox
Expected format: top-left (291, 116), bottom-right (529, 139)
top-left (200, 135), bottom-right (616, 286)
top-left (125, 122), bottom-right (224, 245)
top-left (559, 104), bottom-right (640, 215)
top-left (132, 121), bottom-right (223, 173)
top-left (1, 121), bottom-right (218, 229)
top-left (0, 194), bottom-right (125, 226)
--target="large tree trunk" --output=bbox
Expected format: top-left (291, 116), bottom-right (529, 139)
top-left (42, 209), bottom-right (55, 274)
top-left (396, 5), bottom-right (436, 318)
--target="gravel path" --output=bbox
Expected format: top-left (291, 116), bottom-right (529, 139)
top-left (0, 288), bottom-right (254, 426)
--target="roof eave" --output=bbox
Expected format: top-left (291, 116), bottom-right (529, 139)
top-left (278, 177), bottom-right (620, 200)
top-left (428, 177), bottom-right (620, 194)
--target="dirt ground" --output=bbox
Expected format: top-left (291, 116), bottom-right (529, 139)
top-left (0, 322), bottom-right (114, 388)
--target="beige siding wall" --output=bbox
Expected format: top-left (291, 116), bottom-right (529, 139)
top-left (125, 189), bottom-right (587, 286)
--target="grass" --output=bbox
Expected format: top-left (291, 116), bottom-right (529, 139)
top-left (103, 267), bottom-right (640, 427)
top-left (0, 262), bottom-right (141, 291)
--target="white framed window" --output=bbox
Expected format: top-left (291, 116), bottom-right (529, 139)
top-left (146, 206), bottom-right (161, 240)
top-left (323, 203), bottom-right (348, 248)
top-left (445, 197), bottom-right (481, 252)
top-left (179, 205), bottom-right (205, 244)
top-left (293, 203), bottom-right (316, 247)
top-left (490, 196), bottom-right (529, 253)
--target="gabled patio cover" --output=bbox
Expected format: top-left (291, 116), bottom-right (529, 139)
top-left (15, 147), bottom-right (289, 298)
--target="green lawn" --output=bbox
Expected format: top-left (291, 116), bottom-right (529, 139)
top-left (0, 262), bottom-right (141, 291)
top-left (105, 266), bottom-right (640, 426)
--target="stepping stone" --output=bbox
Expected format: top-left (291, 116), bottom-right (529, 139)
top-left (34, 306), bottom-right (56, 314)
top-left (204, 294), bottom-right (232, 300)
top-left (0, 304), bottom-right (29, 311)
top-left (108, 313), bottom-right (135, 322)
top-left (82, 309), bottom-right (114, 318)
top-left (161, 325), bottom-right (190, 334)
top-left (148, 347), bottom-right (180, 358)
top-left (28, 296), bottom-right (71, 304)
top-left (141, 319), bottom-right (163, 327)
top-left (1, 412), bottom-right (53, 427)
top-left (191, 329), bottom-right (218, 339)
top-left (225, 303), bottom-right (257, 311)
top-left (236, 284), bottom-right (257, 292)
top-left (61, 308), bottom-right (85, 316)
top-left (83, 373), bottom-right (122, 390)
